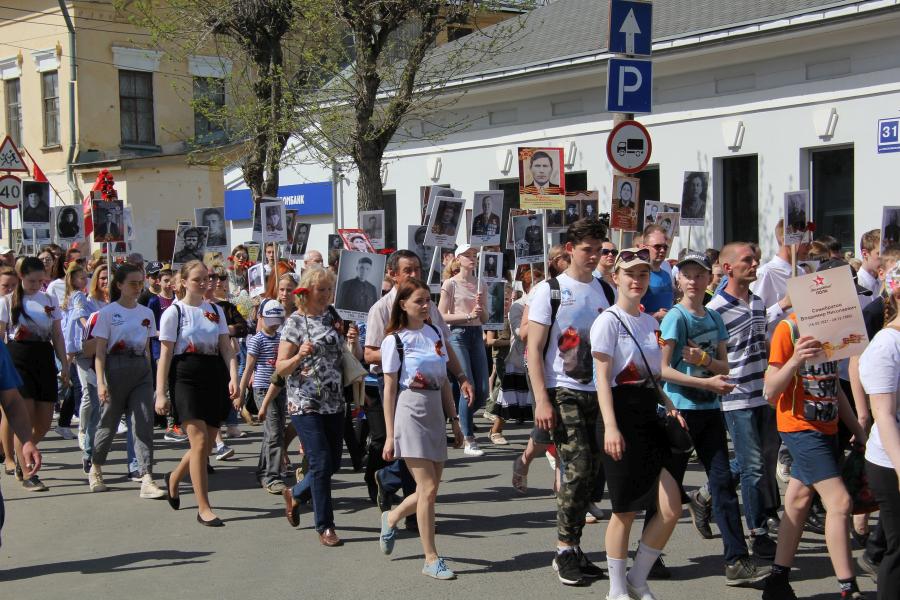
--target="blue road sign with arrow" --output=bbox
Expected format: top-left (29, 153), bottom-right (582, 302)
top-left (608, 0), bottom-right (653, 56)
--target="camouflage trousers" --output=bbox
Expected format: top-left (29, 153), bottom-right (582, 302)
top-left (549, 387), bottom-right (602, 545)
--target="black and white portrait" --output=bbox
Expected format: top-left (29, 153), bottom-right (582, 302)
top-left (564, 201), bottom-right (580, 226)
top-left (359, 210), bottom-right (385, 250)
top-left (479, 251), bottom-right (503, 282)
top-left (784, 191), bottom-right (810, 246)
top-left (408, 225), bottom-right (429, 267)
top-left (512, 213), bottom-right (545, 265)
top-left (91, 198), bottom-right (125, 243)
top-left (423, 185), bottom-right (461, 224)
top-left (172, 224), bottom-right (208, 267)
top-left (247, 263), bottom-right (265, 298)
top-left (54, 205), bottom-right (82, 241)
top-left (289, 221), bottom-right (311, 258)
top-left (251, 199), bottom-right (266, 243)
top-left (334, 250), bottom-right (386, 320)
top-left (262, 200), bottom-right (287, 243)
top-left (581, 198), bottom-right (598, 220)
top-left (546, 208), bottom-right (564, 230)
top-left (483, 281), bottom-right (507, 331)
top-left (123, 207), bottom-right (135, 241)
top-left (681, 172), bottom-right (709, 226)
top-left (21, 181), bottom-right (50, 227)
top-left (882, 206), bottom-right (900, 252)
top-left (22, 227), bottom-right (51, 244)
top-left (196, 207), bottom-right (228, 250)
top-left (328, 234), bottom-right (343, 251)
top-left (424, 197), bottom-right (464, 248)
top-left (470, 191), bottom-right (504, 246)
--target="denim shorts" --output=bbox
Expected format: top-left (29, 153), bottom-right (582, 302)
top-left (780, 429), bottom-right (841, 485)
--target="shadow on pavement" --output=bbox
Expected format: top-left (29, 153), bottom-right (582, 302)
top-left (0, 550), bottom-right (213, 581)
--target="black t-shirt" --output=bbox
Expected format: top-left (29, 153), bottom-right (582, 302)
top-left (863, 296), bottom-right (885, 339)
top-left (138, 289), bottom-right (154, 307)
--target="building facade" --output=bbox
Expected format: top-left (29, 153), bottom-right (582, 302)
top-left (255, 0), bottom-right (900, 263)
top-left (0, 1), bottom-right (229, 259)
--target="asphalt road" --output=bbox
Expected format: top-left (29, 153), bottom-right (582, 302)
top-left (0, 418), bottom-right (879, 599)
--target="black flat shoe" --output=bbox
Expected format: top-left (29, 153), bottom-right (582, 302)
top-left (197, 513), bottom-right (225, 527)
top-left (165, 473), bottom-right (180, 510)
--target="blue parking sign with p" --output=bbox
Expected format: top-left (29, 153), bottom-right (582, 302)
top-left (878, 118), bottom-right (900, 154)
top-left (606, 58), bottom-right (652, 114)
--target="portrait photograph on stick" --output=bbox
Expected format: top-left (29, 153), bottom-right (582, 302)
top-left (408, 225), bottom-right (429, 266)
top-left (422, 185), bottom-right (461, 224)
top-left (610, 175), bottom-right (640, 232)
top-left (195, 206), bottom-right (229, 251)
top-left (91, 198), bottom-right (125, 243)
top-left (656, 211), bottom-right (681, 240)
top-left (512, 213), bottom-right (545, 265)
top-left (359, 209), bottom-right (386, 249)
top-left (483, 281), bottom-right (507, 331)
top-left (288, 221), bottom-right (311, 258)
top-left (171, 224), bottom-right (208, 267)
top-left (479, 251), bottom-right (503, 282)
top-left (251, 198), bottom-right (270, 242)
top-left (881, 205), bottom-right (900, 252)
top-left (579, 191), bottom-right (599, 220)
top-left (424, 196), bottom-right (464, 248)
top-left (328, 233), bottom-right (344, 252)
top-left (54, 205), bottom-right (82, 241)
top-left (784, 190), bottom-right (810, 246)
top-left (21, 180), bottom-right (51, 228)
top-left (338, 228), bottom-right (376, 253)
top-left (247, 263), bottom-right (265, 297)
top-left (261, 200), bottom-right (287, 244)
top-left (680, 171), bottom-right (709, 226)
top-left (518, 147), bottom-right (565, 210)
top-left (506, 208), bottom-right (531, 249)
top-left (334, 250), bottom-right (386, 321)
top-left (470, 190), bottom-right (504, 246)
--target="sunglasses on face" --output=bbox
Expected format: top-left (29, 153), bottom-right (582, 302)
top-left (600, 249), bottom-right (619, 257)
top-left (208, 274), bottom-right (228, 282)
top-left (618, 249), bottom-right (651, 263)
top-left (651, 244), bottom-right (669, 252)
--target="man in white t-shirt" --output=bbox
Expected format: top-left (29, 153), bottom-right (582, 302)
top-left (528, 219), bottom-right (612, 586)
top-left (857, 229), bottom-right (882, 307)
top-left (751, 219), bottom-right (799, 339)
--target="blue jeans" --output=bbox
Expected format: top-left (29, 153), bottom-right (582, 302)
top-left (723, 405), bottom-right (780, 535)
top-left (449, 326), bottom-right (488, 438)
top-left (76, 357), bottom-right (100, 462)
top-left (290, 412), bottom-right (344, 533)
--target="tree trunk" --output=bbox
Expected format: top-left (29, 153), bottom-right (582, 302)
top-left (356, 152), bottom-right (384, 212)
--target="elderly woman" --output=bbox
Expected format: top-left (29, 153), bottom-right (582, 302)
top-left (277, 267), bottom-right (360, 547)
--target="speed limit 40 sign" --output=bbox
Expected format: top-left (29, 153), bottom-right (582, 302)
top-left (0, 174), bottom-right (22, 209)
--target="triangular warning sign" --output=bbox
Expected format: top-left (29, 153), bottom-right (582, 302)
top-left (0, 135), bottom-right (29, 173)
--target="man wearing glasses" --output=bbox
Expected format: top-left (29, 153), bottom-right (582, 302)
top-left (639, 224), bottom-right (674, 321)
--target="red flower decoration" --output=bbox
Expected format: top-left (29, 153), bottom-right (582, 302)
top-left (141, 318), bottom-right (151, 327)
top-left (185, 341), bottom-right (197, 354)
top-left (44, 305), bottom-right (54, 316)
top-left (113, 340), bottom-right (126, 352)
top-left (293, 287), bottom-right (310, 296)
top-left (203, 311), bottom-right (220, 323)
top-left (806, 222), bottom-right (816, 232)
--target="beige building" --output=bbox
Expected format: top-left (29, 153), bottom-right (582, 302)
top-left (0, 1), bottom-right (228, 259)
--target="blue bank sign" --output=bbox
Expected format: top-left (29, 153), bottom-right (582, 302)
top-left (224, 181), bottom-right (333, 220)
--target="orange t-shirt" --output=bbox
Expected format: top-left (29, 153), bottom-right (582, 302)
top-left (768, 314), bottom-right (840, 435)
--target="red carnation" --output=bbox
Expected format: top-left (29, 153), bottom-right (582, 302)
top-left (558, 327), bottom-right (581, 352)
top-left (806, 221), bottom-right (816, 232)
top-left (293, 287), bottom-right (310, 296)
top-left (141, 318), bottom-right (151, 327)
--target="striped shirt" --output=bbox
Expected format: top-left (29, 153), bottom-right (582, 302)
top-left (706, 289), bottom-right (769, 412)
top-left (247, 330), bottom-right (280, 389)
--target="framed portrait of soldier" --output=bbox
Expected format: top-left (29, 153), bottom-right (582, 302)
top-left (334, 250), bottom-right (387, 321)
top-left (579, 192), bottom-right (599, 220)
top-left (261, 200), bottom-right (287, 244)
top-left (656, 212), bottom-right (681, 240)
top-left (479, 251), bottom-right (503, 282)
top-left (54, 205), bottom-right (82, 242)
top-left (512, 213), bottom-right (545, 265)
top-left (171, 224), bottom-right (208, 267)
top-left (91, 198), bottom-right (125, 243)
top-left (288, 221), bottom-right (311, 259)
top-left (882, 206), bottom-right (900, 252)
top-left (195, 207), bottom-right (229, 254)
top-left (518, 147), bottom-right (565, 210)
top-left (424, 196), bottom-right (464, 248)
top-left (546, 208), bottom-right (564, 230)
top-left (470, 190), bottom-right (504, 246)
top-left (359, 210), bottom-right (386, 250)
top-left (784, 190), bottom-right (810, 246)
top-left (247, 263), bottom-right (265, 298)
top-left (338, 228), bottom-right (375, 253)
top-left (21, 181), bottom-right (51, 228)
top-left (563, 200), bottom-right (580, 226)
top-left (643, 201), bottom-right (681, 237)
top-left (610, 175), bottom-right (639, 232)
top-left (328, 234), bottom-right (343, 252)
top-left (506, 208), bottom-right (531, 250)
top-left (423, 185), bottom-right (461, 224)
top-left (408, 225), bottom-right (429, 267)
top-left (482, 281), bottom-right (507, 331)
top-left (680, 172), bottom-right (709, 226)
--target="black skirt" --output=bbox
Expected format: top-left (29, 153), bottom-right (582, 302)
top-left (599, 385), bottom-right (670, 513)
top-left (7, 340), bottom-right (57, 403)
top-left (169, 353), bottom-right (230, 427)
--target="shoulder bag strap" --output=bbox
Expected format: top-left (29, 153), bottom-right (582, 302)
top-left (542, 277), bottom-right (561, 359)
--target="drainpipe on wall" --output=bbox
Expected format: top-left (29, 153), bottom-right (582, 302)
top-left (58, 1), bottom-right (78, 205)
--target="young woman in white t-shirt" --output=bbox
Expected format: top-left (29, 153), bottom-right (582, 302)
top-left (378, 278), bottom-right (462, 580)
top-left (0, 256), bottom-right (69, 492)
top-left (155, 260), bottom-right (240, 527)
top-left (859, 297), bottom-right (900, 599)
top-left (89, 264), bottom-right (165, 500)
top-left (590, 248), bottom-right (685, 600)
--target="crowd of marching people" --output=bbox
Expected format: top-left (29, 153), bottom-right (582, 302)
top-left (0, 215), bottom-right (898, 600)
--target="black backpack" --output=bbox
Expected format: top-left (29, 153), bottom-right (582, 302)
top-left (542, 276), bottom-right (615, 358)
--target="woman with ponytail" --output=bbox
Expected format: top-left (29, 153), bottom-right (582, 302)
top-left (0, 256), bottom-right (69, 491)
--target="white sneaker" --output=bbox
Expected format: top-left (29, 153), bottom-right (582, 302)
top-left (116, 420), bottom-right (128, 435)
top-left (463, 441), bottom-right (485, 457)
top-left (605, 595), bottom-right (631, 600)
top-left (88, 465), bottom-right (108, 492)
top-left (139, 474), bottom-right (166, 499)
top-left (56, 426), bottom-right (74, 440)
top-left (626, 581), bottom-right (659, 600)
top-left (77, 431), bottom-right (85, 451)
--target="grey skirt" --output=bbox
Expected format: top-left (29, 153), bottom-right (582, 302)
top-left (394, 387), bottom-right (447, 462)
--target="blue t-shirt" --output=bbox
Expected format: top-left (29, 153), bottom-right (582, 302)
top-left (659, 304), bottom-right (728, 410)
top-left (642, 269), bottom-right (674, 314)
top-left (0, 340), bottom-right (23, 390)
top-left (247, 330), bottom-right (280, 389)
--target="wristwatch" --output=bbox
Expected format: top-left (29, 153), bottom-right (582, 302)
top-left (451, 416), bottom-right (460, 421)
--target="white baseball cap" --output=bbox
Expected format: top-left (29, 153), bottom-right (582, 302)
top-left (259, 299), bottom-right (286, 321)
